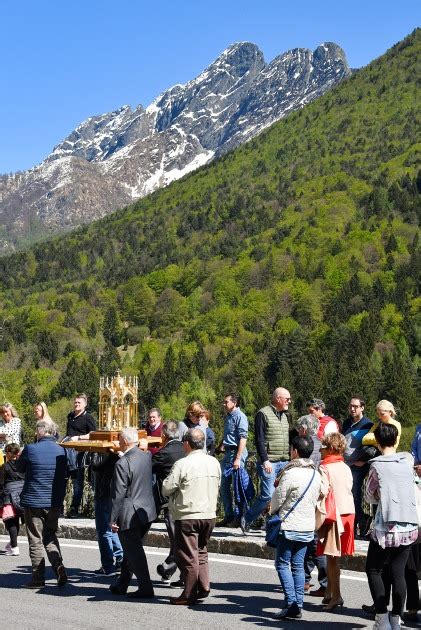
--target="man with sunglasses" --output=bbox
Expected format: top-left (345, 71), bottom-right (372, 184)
top-left (342, 396), bottom-right (373, 537)
top-left (241, 387), bottom-right (292, 534)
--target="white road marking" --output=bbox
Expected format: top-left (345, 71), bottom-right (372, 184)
top-left (0, 535), bottom-right (367, 581)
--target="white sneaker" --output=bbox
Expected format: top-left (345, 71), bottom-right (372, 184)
top-left (389, 614), bottom-right (401, 630)
top-left (4, 542), bottom-right (12, 552)
top-left (5, 546), bottom-right (19, 556)
top-left (373, 612), bottom-right (392, 630)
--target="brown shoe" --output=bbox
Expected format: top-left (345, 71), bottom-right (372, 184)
top-left (310, 586), bottom-right (326, 597)
top-left (169, 596), bottom-right (197, 605)
top-left (196, 588), bottom-right (210, 600)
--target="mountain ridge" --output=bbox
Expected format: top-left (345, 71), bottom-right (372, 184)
top-left (0, 40), bottom-right (350, 252)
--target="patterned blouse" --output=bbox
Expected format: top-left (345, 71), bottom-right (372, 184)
top-left (365, 465), bottom-right (418, 549)
top-left (0, 417), bottom-right (23, 452)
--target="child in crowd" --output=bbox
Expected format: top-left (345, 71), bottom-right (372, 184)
top-left (0, 443), bottom-right (25, 556)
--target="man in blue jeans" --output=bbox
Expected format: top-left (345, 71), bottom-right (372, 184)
top-left (241, 387), bottom-right (291, 533)
top-left (217, 393), bottom-right (248, 527)
top-left (90, 451), bottom-right (123, 575)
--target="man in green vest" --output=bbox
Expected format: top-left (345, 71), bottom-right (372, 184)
top-left (241, 387), bottom-right (291, 534)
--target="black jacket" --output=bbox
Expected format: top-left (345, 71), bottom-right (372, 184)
top-left (152, 439), bottom-right (185, 484)
top-left (111, 447), bottom-right (156, 531)
top-left (90, 452), bottom-right (119, 500)
top-left (1, 460), bottom-right (25, 507)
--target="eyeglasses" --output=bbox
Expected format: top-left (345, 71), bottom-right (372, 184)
top-left (279, 397), bottom-right (292, 402)
top-left (349, 404), bottom-right (361, 409)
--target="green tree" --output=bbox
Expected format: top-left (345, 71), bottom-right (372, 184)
top-left (103, 306), bottom-right (122, 347)
top-left (36, 330), bottom-right (59, 363)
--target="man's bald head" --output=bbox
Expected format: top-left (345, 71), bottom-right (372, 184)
top-left (272, 387), bottom-right (291, 411)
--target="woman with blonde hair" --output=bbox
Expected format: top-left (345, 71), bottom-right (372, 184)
top-left (33, 401), bottom-right (52, 422)
top-left (317, 432), bottom-right (355, 611)
top-left (363, 400), bottom-right (402, 449)
top-left (0, 403), bottom-right (23, 452)
top-left (33, 402), bottom-right (59, 439)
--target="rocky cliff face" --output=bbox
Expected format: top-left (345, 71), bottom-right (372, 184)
top-left (0, 41), bottom-right (350, 252)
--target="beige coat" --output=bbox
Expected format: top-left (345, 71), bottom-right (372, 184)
top-left (270, 459), bottom-right (322, 531)
top-left (162, 449), bottom-right (221, 520)
top-left (317, 460), bottom-right (355, 556)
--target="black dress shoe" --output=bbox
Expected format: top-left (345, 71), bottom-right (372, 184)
top-left (109, 583), bottom-right (128, 595)
top-left (55, 564), bottom-right (68, 587)
top-left (127, 589), bottom-right (155, 599)
top-left (196, 588), bottom-right (210, 600)
top-left (362, 604), bottom-right (375, 617)
top-left (170, 579), bottom-right (185, 588)
top-left (23, 580), bottom-right (45, 589)
top-left (274, 604), bottom-right (302, 619)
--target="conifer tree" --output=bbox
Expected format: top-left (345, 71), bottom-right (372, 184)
top-left (103, 306), bottom-right (122, 347)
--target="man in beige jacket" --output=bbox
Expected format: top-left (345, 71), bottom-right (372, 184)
top-left (162, 427), bottom-right (221, 605)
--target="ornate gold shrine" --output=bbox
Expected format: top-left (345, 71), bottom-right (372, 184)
top-left (61, 371), bottom-right (161, 452)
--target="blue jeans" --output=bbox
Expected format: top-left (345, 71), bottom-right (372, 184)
top-left (275, 533), bottom-right (309, 609)
top-left (245, 460), bottom-right (288, 524)
top-left (94, 496), bottom-right (123, 572)
top-left (220, 448), bottom-right (248, 520)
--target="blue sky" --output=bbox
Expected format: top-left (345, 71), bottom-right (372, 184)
top-left (1, 0), bottom-right (419, 173)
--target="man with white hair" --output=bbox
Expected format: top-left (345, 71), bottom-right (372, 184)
top-left (109, 427), bottom-right (156, 598)
top-left (17, 419), bottom-right (68, 589)
top-left (241, 387), bottom-right (292, 534)
top-left (162, 427), bottom-right (221, 605)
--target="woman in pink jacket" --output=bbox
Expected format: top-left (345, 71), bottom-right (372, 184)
top-left (317, 432), bottom-right (355, 611)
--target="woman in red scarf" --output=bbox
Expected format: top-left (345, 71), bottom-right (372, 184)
top-left (317, 432), bottom-right (355, 611)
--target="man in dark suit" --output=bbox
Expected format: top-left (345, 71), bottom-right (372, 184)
top-left (152, 420), bottom-right (185, 584)
top-left (109, 427), bottom-right (156, 598)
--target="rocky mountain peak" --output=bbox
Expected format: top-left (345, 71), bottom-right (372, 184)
top-left (0, 39), bottom-right (351, 252)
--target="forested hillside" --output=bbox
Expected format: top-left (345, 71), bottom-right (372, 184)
top-left (0, 29), bottom-right (420, 439)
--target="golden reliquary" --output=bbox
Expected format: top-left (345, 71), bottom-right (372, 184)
top-left (61, 371), bottom-right (161, 452)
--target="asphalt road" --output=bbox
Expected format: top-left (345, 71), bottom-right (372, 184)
top-left (0, 535), bottom-right (377, 629)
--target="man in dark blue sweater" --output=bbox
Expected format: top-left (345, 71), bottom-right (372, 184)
top-left (17, 419), bottom-right (68, 589)
top-left (342, 396), bottom-right (374, 536)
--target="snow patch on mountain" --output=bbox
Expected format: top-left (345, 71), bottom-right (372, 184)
top-left (0, 40), bottom-right (351, 252)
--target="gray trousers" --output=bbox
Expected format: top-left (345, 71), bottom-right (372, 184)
top-left (24, 507), bottom-right (63, 581)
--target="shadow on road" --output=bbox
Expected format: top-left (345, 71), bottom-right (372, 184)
top-left (0, 566), bottom-right (369, 626)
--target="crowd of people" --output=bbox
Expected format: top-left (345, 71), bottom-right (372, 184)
top-left (0, 390), bottom-right (420, 628)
